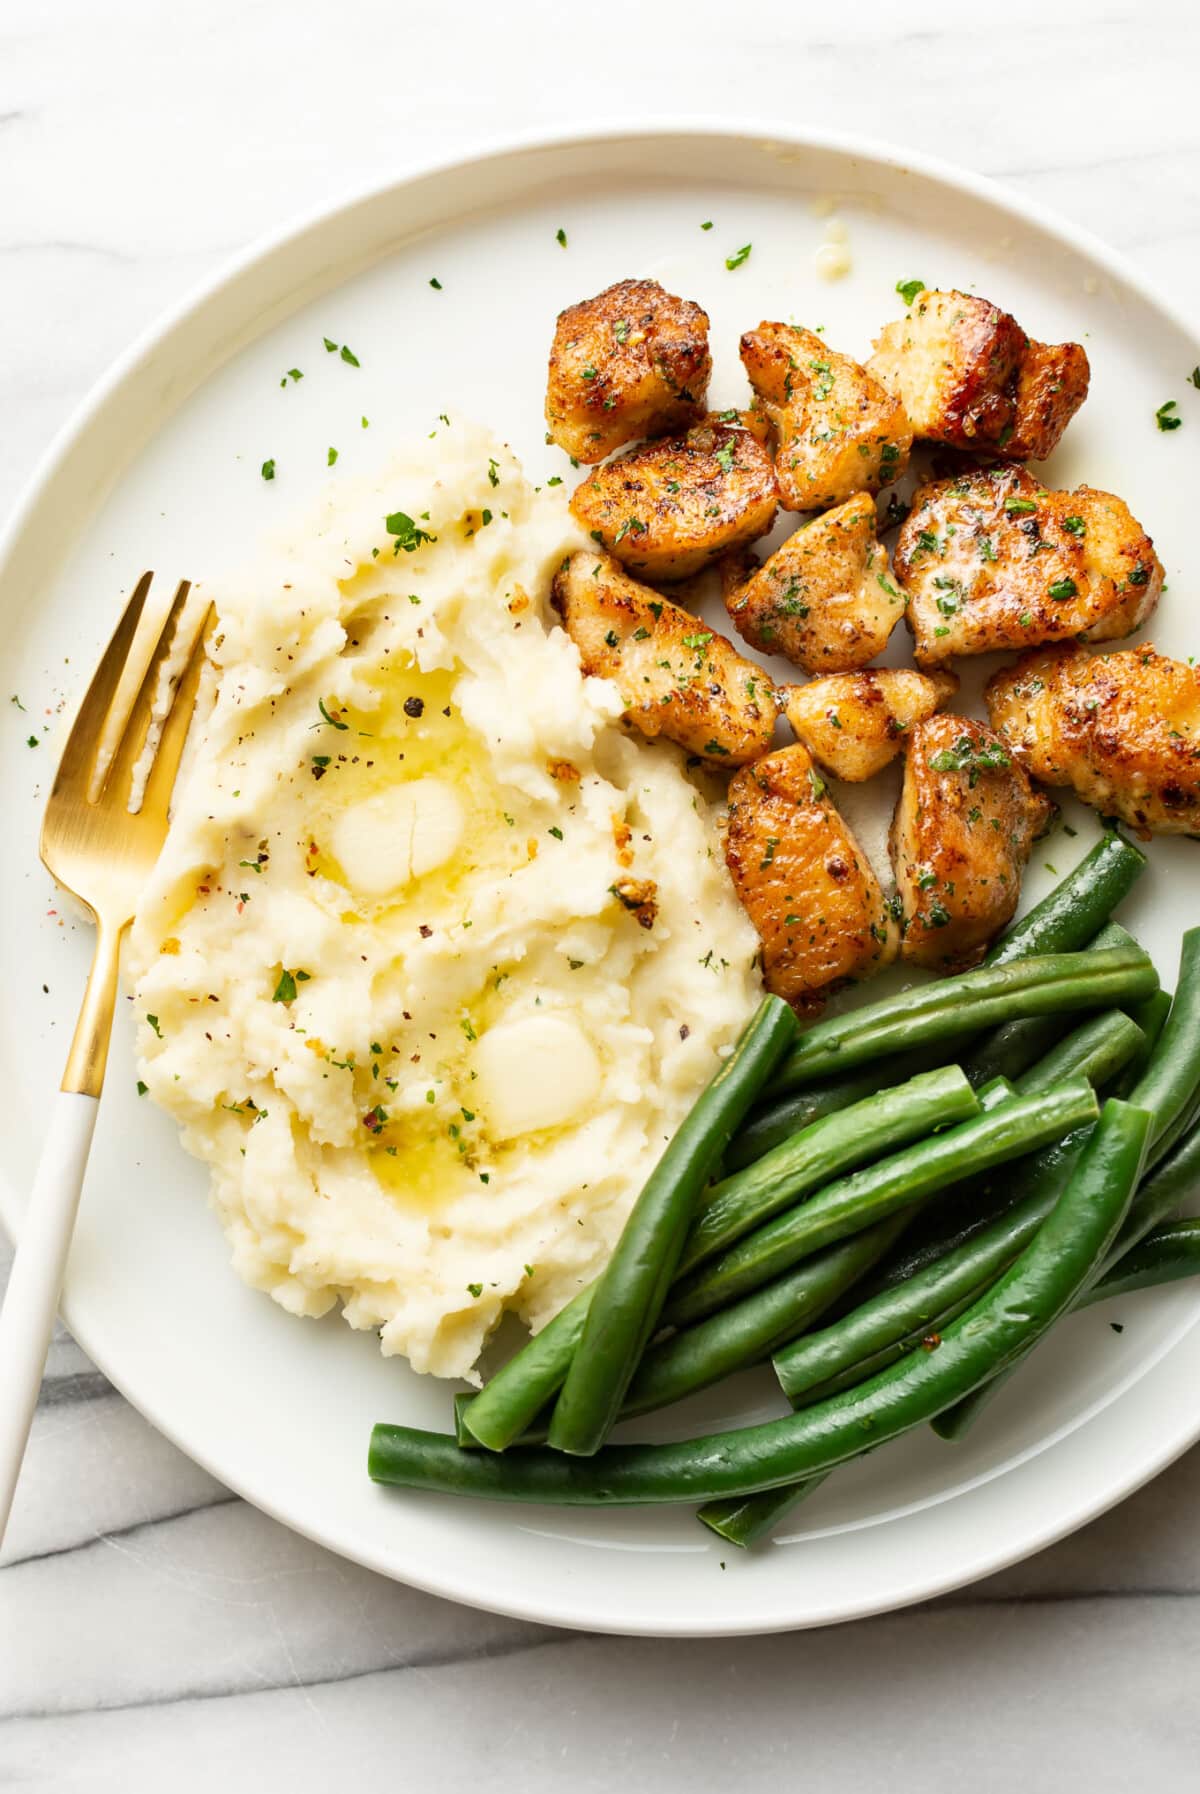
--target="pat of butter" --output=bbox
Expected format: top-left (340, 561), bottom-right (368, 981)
top-left (329, 778), bottom-right (464, 895)
top-left (474, 1014), bottom-right (601, 1140)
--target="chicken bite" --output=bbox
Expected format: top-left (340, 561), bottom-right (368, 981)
top-left (545, 278), bottom-right (712, 463)
top-left (890, 714), bottom-right (1053, 971)
top-left (739, 321), bottom-right (912, 511)
top-left (867, 288), bottom-right (1089, 460)
top-left (721, 492), bottom-right (905, 673)
top-left (782, 669), bottom-right (958, 782)
top-left (894, 465), bottom-right (1162, 668)
top-left (725, 743), bottom-right (899, 1011)
top-left (569, 411), bottom-right (776, 581)
top-left (551, 549), bottom-right (776, 767)
top-left (986, 643), bottom-right (1200, 838)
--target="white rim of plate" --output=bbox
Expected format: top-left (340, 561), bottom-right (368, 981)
top-left (4, 118), bottom-right (1200, 1635)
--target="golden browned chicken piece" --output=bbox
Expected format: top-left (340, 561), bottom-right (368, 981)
top-left (725, 743), bottom-right (898, 1011)
top-left (569, 412), bottom-right (776, 581)
top-left (545, 278), bottom-right (712, 463)
top-left (551, 550), bottom-right (776, 767)
top-left (739, 321), bottom-right (912, 511)
top-left (721, 492), bottom-right (905, 673)
top-left (891, 714), bottom-right (1053, 971)
top-left (986, 644), bottom-right (1200, 838)
top-left (894, 465), bottom-right (1162, 669)
top-left (782, 669), bottom-right (959, 782)
top-left (867, 288), bottom-right (1090, 460)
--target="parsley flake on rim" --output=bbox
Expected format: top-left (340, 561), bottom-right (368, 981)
top-left (1156, 399), bottom-right (1182, 432)
top-left (327, 446), bottom-right (338, 466)
top-left (429, 276), bottom-right (443, 290)
top-left (555, 227), bottom-right (567, 248)
top-left (260, 459), bottom-right (276, 482)
top-left (895, 278), bottom-right (925, 306)
top-left (340, 344), bottom-right (360, 367)
top-left (725, 243), bottom-right (752, 271)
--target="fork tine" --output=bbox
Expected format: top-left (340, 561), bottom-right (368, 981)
top-left (52, 572), bottom-right (154, 794)
top-left (138, 602), bottom-right (212, 819)
top-left (98, 579), bottom-right (192, 804)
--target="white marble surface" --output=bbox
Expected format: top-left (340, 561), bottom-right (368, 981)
top-left (3, 0), bottom-right (1200, 1784)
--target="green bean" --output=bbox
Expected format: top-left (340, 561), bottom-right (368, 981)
top-left (863, 1009), bottom-right (1145, 1297)
top-left (1082, 1218), bottom-right (1200, 1305)
top-left (665, 1079), bottom-right (1100, 1328)
top-left (1109, 989), bottom-right (1172, 1100)
top-left (1125, 928), bottom-right (1200, 1149)
top-left (933, 950), bottom-right (1200, 1444)
top-left (623, 1218), bottom-right (908, 1418)
top-left (679, 1066), bottom-right (978, 1276)
top-left (697, 1473), bottom-right (832, 1548)
top-left (458, 1283), bottom-right (595, 1451)
top-left (731, 840), bottom-right (1146, 1170)
top-left (1103, 1115), bottom-right (1200, 1268)
top-left (774, 1163), bottom-right (1076, 1405)
top-left (766, 944), bottom-right (1157, 1095)
top-left (796, 1284), bottom-right (991, 1401)
top-left (1013, 1009), bottom-right (1145, 1096)
top-left (962, 923), bottom-right (1139, 1090)
top-left (366, 1101), bottom-right (1150, 1506)
top-left (984, 832), bottom-right (1147, 966)
top-left (546, 995), bottom-right (797, 1457)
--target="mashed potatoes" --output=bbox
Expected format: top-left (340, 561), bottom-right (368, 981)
top-left (128, 426), bottom-right (761, 1378)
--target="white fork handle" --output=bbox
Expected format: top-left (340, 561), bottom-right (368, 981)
top-left (0, 1091), bottom-right (98, 1542)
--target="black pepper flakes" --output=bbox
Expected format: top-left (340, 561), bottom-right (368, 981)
top-left (403, 696), bottom-right (424, 719)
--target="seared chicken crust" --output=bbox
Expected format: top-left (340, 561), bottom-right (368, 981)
top-left (725, 743), bottom-right (898, 1011)
top-left (895, 465), bottom-right (1162, 668)
top-left (722, 492), bottom-right (905, 673)
top-left (891, 714), bottom-right (1053, 970)
top-left (545, 278), bottom-right (712, 463)
top-left (569, 411), bottom-right (777, 581)
top-left (986, 643), bottom-right (1200, 838)
top-left (782, 669), bottom-right (958, 782)
top-left (867, 288), bottom-right (1089, 460)
top-left (739, 321), bottom-right (912, 511)
top-left (551, 549), bottom-right (776, 767)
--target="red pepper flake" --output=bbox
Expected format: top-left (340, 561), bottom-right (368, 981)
top-left (921, 1333), bottom-right (943, 1351)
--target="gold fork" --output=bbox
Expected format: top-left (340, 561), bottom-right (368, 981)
top-left (0, 574), bottom-right (210, 1541)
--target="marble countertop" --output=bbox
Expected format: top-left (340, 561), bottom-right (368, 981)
top-left (3, 0), bottom-right (1200, 1785)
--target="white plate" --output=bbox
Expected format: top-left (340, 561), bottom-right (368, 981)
top-left (3, 123), bottom-right (1199, 1637)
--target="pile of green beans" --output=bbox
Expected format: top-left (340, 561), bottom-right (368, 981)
top-left (369, 851), bottom-right (1200, 1553)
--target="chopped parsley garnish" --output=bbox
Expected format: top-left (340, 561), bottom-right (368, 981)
top-left (136, 1080), bottom-right (148, 1096)
top-left (1190, 367), bottom-right (1200, 390)
top-left (323, 337), bottom-right (337, 352)
top-left (714, 443), bottom-right (736, 473)
top-left (487, 458), bottom-right (500, 488)
top-left (340, 344), bottom-right (360, 367)
top-left (725, 243), bottom-right (752, 271)
top-left (1003, 496), bottom-right (1038, 514)
top-left (1061, 515), bottom-right (1086, 537)
top-left (282, 368), bottom-right (303, 384)
top-left (928, 735), bottom-right (1012, 787)
top-left (926, 900), bottom-right (952, 929)
top-left (704, 740), bottom-right (730, 756)
top-left (895, 278), bottom-right (925, 305)
top-left (146, 1014), bottom-right (162, 1038)
top-left (26, 734), bottom-right (38, 748)
top-left (555, 227), bottom-right (567, 248)
top-left (1048, 577), bottom-right (1078, 600)
top-left (429, 276), bottom-right (443, 289)
top-left (318, 698), bottom-right (348, 730)
top-left (1156, 399), bottom-right (1182, 431)
top-left (700, 220), bottom-right (713, 231)
top-left (613, 319), bottom-right (630, 344)
top-left (547, 475), bottom-right (563, 486)
top-left (548, 826), bottom-right (563, 840)
top-left (467, 1282), bottom-right (483, 1298)
top-left (327, 446), bottom-right (338, 466)
top-left (385, 510), bottom-right (436, 553)
top-left (808, 767), bottom-right (827, 800)
top-left (260, 459), bottom-right (276, 481)
top-left (272, 968), bottom-right (309, 1004)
